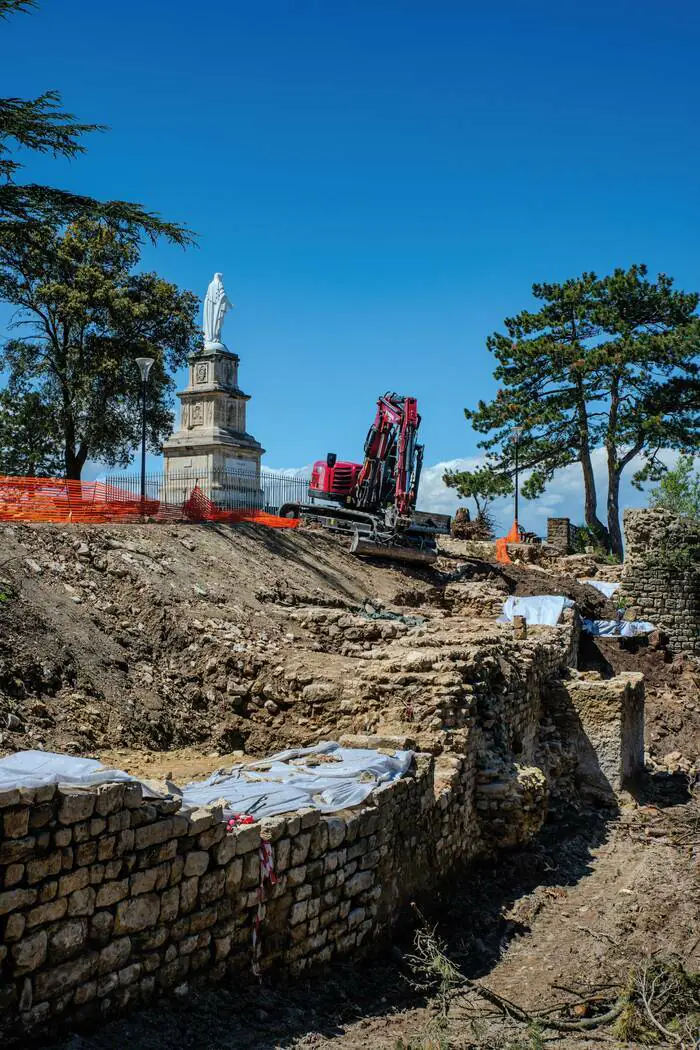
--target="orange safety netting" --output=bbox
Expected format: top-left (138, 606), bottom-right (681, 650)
top-left (0, 476), bottom-right (300, 529)
top-left (495, 520), bottom-right (522, 564)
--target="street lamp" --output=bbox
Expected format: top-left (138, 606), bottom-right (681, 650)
top-left (512, 425), bottom-right (524, 528)
top-left (135, 357), bottom-right (155, 509)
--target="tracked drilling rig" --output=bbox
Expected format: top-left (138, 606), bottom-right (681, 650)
top-left (279, 392), bottom-right (450, 564)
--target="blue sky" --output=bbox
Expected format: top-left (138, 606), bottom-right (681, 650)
top-left (2, 0), bottom-right (699, 532)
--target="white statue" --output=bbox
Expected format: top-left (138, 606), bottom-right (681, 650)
top-left (203, 272), bottom-right (232, 349)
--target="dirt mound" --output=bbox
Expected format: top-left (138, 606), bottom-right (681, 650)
top-left (0, 521), bottom-right (436, 758)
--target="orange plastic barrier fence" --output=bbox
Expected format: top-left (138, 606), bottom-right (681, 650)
top-left (0, 476), bottom-right (300, 529)
top-left (495, 520), bottom-right (521, 564)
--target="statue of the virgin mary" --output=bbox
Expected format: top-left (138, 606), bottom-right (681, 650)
top-left (203, 272), bottom-right (232, 349)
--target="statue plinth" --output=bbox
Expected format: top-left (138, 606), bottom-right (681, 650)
top-left (162, 342), bottom-right (264, 501)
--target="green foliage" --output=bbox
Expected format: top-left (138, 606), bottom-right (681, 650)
top-left (466, 265), bottom-right (700, 556)
top-left (442, 464), bottom-right (513, 520)
top-left (0, 2), bottom-right (192, 242)
top-left (0, 384), bottom-right (64, 476)
top-left (648, 454), bottom-right (700, 519)
top-left (0, 218), bottom-right (200, 478)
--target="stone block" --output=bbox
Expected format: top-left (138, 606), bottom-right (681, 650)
top-left (184, 850), bottom-right (210, 877)
top-left (180, 877), bottom-right (199, 914)
top-left (241, 851), bottom-right (260, 888)
top-left (68, 886), bottom-right (96, 917)
top-left (114, 894), bottom-right (160, 934)
top-left (25, 897), bottom-right (68, 928)
top-left (97, 835), bottom-right (116, 861)
top-left (74, 980), bottom-right (97, 1005)
top-left (290, 833), bottom-right (311, 866)
top-left (96, 783), bottom-right (126, 816)
top-left (199, 869), bottom-right (225, 905)
top-left (225, 858), bottom-right (243, 894)
top-left (118, 962), bottom-right (142, 987)
top-left (5, 911), bottom-right (26, 942)
top-left (188, 906), bottom-right (217, 933)
top-left (259, 815), bottom-right (286, 842)
top-left (4, 862), bottom-right (24, 887)
top-left (108, 810), bottom-right (130, 834)
top-left (326, 817), bottom-right (346, 849)
top-left (58, 868), bottom-right (90, 898)
top-left (34, 950), bottom-right (98, 1000)
top-left (26, 851), bottom-right (62, 885)
top-left (344, 870), bottom-right (373, 897)
top-left (98, 937), bottom-right (131, 975)
top-left (214, 835), bottom-right (236, 866)
top-left (0, 886), bottom-right (37, 915)
top-left (75, 841), bottom-right (98, 866)
top-left (134, 818), bottom-right (176, 850)
top-left (12, 929), bottom-right (47, 974)
top-left (123, 783), bottom-right (143, 809)
top-left (160, 886), bottom-right (180, 923)
top-left (197, 824), bottom-right (225, 850)
top-left (58, 789), bottom-right (96, 825)
top-left (3, 806), bottom-right (30, 838)
top-left (95, 878), bottom-right (129, 908)
top-left (47, 918), bottom-right (88, 962)
top-left (0, 787), bottom-right (20, 808)
top-left (234, 823), bottom-right (261, 855)
top-left (185, 807), bottom-right (215, 835)
top-left (0, 835), bottom-right (35, 865)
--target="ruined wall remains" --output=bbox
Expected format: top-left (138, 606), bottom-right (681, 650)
top-left (546, 517), bottom-right (583, 554)
top-left (0, 615), bottom-right (644, 1044)
top-left (620, 508), bottom-right (700, 655)
top-left (0, 754), bottom-right (487, 1043)
top-left (544, 672), bottom-right (645, 797)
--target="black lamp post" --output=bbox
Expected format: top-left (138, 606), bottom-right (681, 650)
top-left (512, 425), bottom-right (524, 527)
top-left (135, 357), bottom-right (155, 508)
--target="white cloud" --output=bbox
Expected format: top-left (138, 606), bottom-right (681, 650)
top-left (416, 448), bottom-right (685, 536)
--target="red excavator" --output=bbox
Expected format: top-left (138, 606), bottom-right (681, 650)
top-left (279, 392), bottom-right (450, 564)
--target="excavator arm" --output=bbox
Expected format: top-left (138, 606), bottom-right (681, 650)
top-left (354, 393), bottom-right (424, 518)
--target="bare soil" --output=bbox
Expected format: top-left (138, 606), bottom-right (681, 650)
top-left (2, 522), bottom-right (698, 1049)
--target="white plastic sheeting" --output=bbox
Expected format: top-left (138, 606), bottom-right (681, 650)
top-left (500, 595), bottom-right (575, 626)
top-left (0, 743), bottom-right (414, 820)
top-left (581, 618), bottom-right (656, 638)
top-left (578, 579), bottom-right (620, 599)
top-left (178, 742), bottom-right (414, 819)
top-left (0, 750), bottom-right (138, 792)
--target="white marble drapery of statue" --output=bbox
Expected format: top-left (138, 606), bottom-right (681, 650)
top-left (203, 272), bottom-right (232, 347)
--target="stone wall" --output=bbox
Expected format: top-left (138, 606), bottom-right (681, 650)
top-left (546, 517), bottom-right (583, 554)
top-left (0, 616), bottom-right (644, 1045)
top-left (620, 508), bottom-right (700, 654)
top-left (544, 672), bottom-right (645, 797)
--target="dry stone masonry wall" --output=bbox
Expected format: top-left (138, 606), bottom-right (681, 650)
top-left (0, 612), bottom-right (645, 1043)
top-left (620, 508), bottom-right (700, 655)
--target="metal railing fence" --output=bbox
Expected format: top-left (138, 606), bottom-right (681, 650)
top-left (104, 467), bottom-right (310, 515)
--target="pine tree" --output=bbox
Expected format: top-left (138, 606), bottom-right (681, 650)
top-left (0, 0), bottom-right (193, 244)
top-left (466, 266), bottom-right (700, 557)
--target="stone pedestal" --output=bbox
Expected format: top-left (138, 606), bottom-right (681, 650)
top-left (162, 344), bottom-right (264, 506)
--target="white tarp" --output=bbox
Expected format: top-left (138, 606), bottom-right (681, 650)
top-left (500, 595), bottom-right (575, 626)
top-left (581, 618), bottom-right (656, 638)
top-left (0, 750), bottom-right (137, 792)
top-left (178, 742), bottom-right (414, 818)
top-left (0, 742), bottom-right (414, 820)
top-left (578, 579), bottom-right (620, 599)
